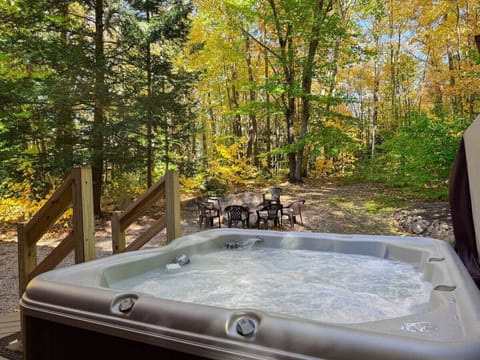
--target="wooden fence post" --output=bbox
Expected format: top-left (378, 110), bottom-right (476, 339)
top-left (17, 222), bottom-right (36, 297)
top-left (72, 167), bottom-right (96, 263)
top-left (111, 211), bottom-right (125, 254)
top-left (165, 170), bottom-right (181, 243)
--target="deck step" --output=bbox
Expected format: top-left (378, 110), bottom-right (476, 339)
top-left (0, 313), bottom-right (21, 359)
top-left (0, 314), bottom-right (20, 338)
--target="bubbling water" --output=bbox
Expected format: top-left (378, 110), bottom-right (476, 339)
top-left (110, 247), bottom-right (433, 324)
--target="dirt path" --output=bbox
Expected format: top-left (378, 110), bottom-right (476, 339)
top-left (0, 181), bottom-right (452, 316)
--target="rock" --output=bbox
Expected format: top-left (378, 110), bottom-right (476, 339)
top-left (427, 220), bottom-right (455, 246)
top-left (411, 219), bottom-right (430, 234)
top-left (394, 211), bottom-right (454, 243)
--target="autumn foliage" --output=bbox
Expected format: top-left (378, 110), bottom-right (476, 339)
top-left (1, 0), bottom-right (480, 222)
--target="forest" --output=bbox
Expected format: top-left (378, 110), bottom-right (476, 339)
top-left (1, 0), bottom-right (479, 220)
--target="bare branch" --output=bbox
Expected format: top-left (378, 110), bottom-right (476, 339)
top-left (240, 27), bottom-right (281, 61)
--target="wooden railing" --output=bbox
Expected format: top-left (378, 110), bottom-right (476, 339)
top-left (17, 167), bottom-right (95, 296)
top-left (111, 170), bottom-right (181, 253)
top-left (17, 168), bottom-right (181, 296)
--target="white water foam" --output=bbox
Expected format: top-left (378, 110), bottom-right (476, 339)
top-left (110, 247), bottom-right (433, 324)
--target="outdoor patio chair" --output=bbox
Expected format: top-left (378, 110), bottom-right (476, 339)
top-left (207, 196), bottom-right (222, 217)
top-left (262, 187), bottom-right (282, 205)
top-left (196, 200), bottom-right (221, 228)
top-left (257, 203), bottom-right (283, 229)
top-left (281, 199), bottom-right (306, 228)
top-left (224, 205), bottom-right (250, 228)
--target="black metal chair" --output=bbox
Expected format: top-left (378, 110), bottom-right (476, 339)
top-left (196, 200), bottom-right (221, 228)
top-left (224, 205), bottom-right (250, 228)
top-left (262, 187), bottom-right (282, 205)
top-left (281, 200), bottom-right (305, 228)
top-left (257, 203), bottom-right (283, 229)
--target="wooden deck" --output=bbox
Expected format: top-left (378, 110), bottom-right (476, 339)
top-left (0, 313), bottom-right (19, 339)
top-left (0, 313), bottom-right (21, 360)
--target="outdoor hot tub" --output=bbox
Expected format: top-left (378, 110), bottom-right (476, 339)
top-left (20, 229), bottom-right (480, 359)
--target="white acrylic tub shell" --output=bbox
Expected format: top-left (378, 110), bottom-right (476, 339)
top-left (20, 229), bottom-right (480, 360)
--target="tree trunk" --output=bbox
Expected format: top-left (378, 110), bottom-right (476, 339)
top-left (204, 92), bottom-right (214, 168)
top-left (92, 0), bottom-right (106, 217)
top-left (146, 8), bottom-right (153, 187)
top-left (55, 2), bottom-right (74, 175)
top-left (266, 0), bottom-right (297, 181)
top-left (245, 35), bottom-right (259, 166)
top-left (296, 0), bottom-right (330, 182)
top-left (371, 17), bottom-right (380, 158)
top-left (225, 63), bottom-right (242, 138)
top-left (447, 47), bottom-right (459, 115)
top-left (285, 25), bottom-right (297, 183)
top-left (286, 93), bottom-right (296, 183)
top-left (388, 0), bottom-right (397, 126)
top-left (263, 35), bottom-right (272, 170)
